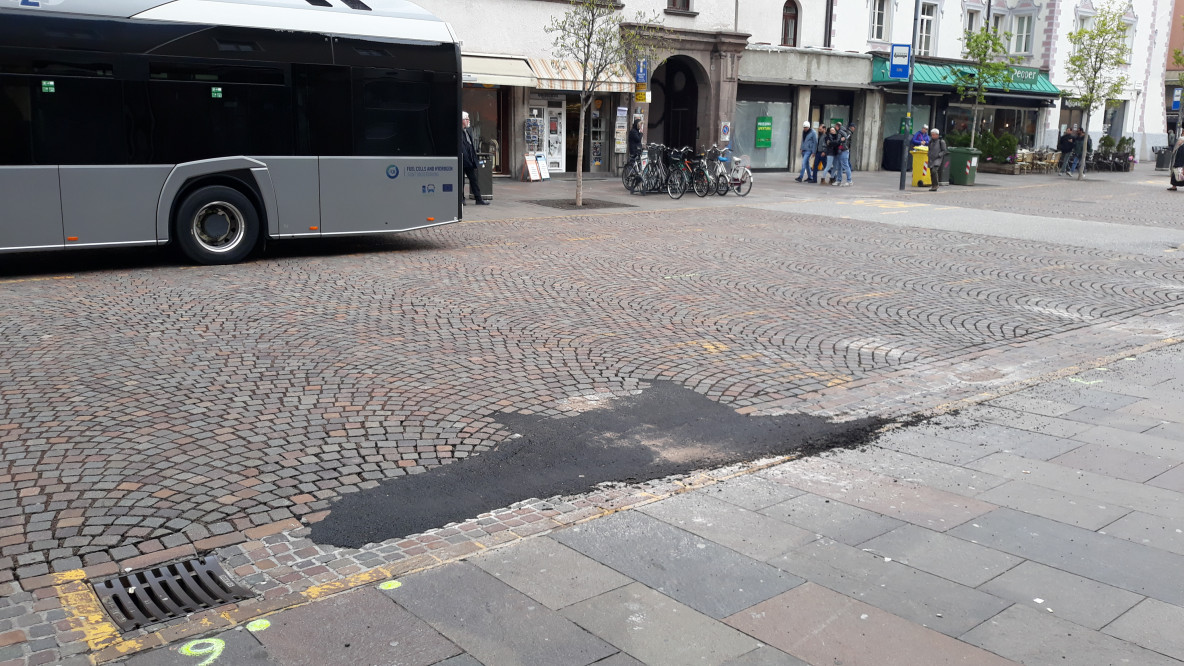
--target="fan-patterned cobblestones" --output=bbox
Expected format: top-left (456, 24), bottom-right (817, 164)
top-left (2, 206), bottom-right (1184, 589)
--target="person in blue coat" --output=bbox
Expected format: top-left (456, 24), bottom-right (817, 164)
top-left (910, 124), bottom-right (930, 147)
top-left (796, 121), bottom-right (818, 182)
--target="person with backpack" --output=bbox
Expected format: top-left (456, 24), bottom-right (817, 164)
top-left (838, 122), bottom-right (855, 187)
top-left (927, 128), bottom-right (948, 192)
top-left (822, 125), bottom-right (841, 185)
top-left (796, 121), bottom-right (818, 183)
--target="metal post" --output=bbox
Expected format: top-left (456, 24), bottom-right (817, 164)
top-left (898, 0), bottom-right (923, 190)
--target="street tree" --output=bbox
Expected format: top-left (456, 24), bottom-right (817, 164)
top-left (1063, 1), bottom-right (1131, 180)
top-left (950, 27), bottom-right (1019, 150)
top-left (545, 0), bottom-right (668, 206)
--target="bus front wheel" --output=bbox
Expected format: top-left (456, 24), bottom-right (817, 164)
top-left (174, 185), bottom-right (260, 265)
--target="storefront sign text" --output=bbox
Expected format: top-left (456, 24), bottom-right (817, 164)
top-left (755, 116), bottom-right (773, 148)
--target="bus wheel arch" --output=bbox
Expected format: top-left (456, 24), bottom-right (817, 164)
top-left (172, 178), bottom-right (262, 265)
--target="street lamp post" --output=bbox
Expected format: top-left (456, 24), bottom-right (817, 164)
top-left (898, 0), bottom-right (923, 190)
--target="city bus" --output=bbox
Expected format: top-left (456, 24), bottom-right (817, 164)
top-left (0, 0), bottom-right (462, 265)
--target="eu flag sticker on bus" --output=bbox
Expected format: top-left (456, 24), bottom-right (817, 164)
top-left (889, 44), bottom-right (910, 79)
top-left (211, 86), bottom-right (223, 99)
top-left (41, 80), bottom-right (54, 93)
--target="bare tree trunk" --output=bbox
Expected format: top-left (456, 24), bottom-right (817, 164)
top-left (1077, 109), bottom-right (1090, 181)
top-left (576, 98), bottom-right (587, 207)
top-left (970, 104), bottom-right (979, 149)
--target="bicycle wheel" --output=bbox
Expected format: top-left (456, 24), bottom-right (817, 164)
top-left (732, 168), bottom-right (753, 197)
top-left (692, 168), bottom-right (712, 197)
top-left (667, 171), bottom-right (686, 199)
top-left (623, 165), bottom-right (642, 194)
top-left (715, 173), bottom-right (729, 196)
top-left (621, 162), bottom-right (636, 189)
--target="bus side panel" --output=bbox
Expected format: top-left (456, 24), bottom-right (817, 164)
top-left (318, 156), bottom-right (459, 235)
top-left (0, 166), bottom-right (64, 251)
top-left (259, 157), bottom-right (321, 238)
top-left (60, 166), bottom-right (171, 247)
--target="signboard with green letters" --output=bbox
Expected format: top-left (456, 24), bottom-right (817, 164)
top-left (755, 116), bottom-right (773, 148)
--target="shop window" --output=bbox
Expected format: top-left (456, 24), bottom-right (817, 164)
top-left (782, 1), bottom-right (799, 47)
top-left (870, 0), bottom-right (890, 41)
top-left (1011, 14), bottom-right (1034, 53)
top-left (668, 0), bottom-right (690, 10)
top-left (918, 3), bottom-right (937, 55)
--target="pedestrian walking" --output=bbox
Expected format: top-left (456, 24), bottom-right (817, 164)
top-left (823, 126), bottom-right (840, 185)
top-left (838, 122), bottom-right (855, 187)
top-left (1057, 128), bottom-right (1076, 174)
top-left (812, 125), bottom-right (827, 184)
top-left (461, 111), bottom-right (487, 205)
top-left (910, 124), bottom-right (930, 148)
top-left (1168, 136), bottom-right (1184, 191)
top-left (927, 128), bottom-right (947, 192)
top-left (797, 121), bottom-right (818, 182)
top-left (627, 118), bottom-right (643, 159)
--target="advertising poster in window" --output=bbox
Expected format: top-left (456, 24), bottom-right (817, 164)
top-left (614, 106), bottom-right (628, 153)
top-left (755, 116), bottom-right (773, 148)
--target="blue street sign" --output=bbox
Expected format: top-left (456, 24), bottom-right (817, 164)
top-left (635, 59), bottom-right (648, 84)
top-left (1174, 87), bottom-right (1181, 111)
top-left (889, 44), bottom-right (911, 79)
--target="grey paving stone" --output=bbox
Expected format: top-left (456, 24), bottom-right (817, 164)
top-left (384, 562), bottom-right (614, 666)
top-left (975, 480), bottom-right (1133, 530)
top-left (639, 493), bottom-right (818, 561)
top-left (961, 407), bottom-right (1095, 440)
top-left (1100, 510), bottom-right (1184, 556)
top-left (977, 560), bottom-right (1143, 630)
top-left (1117, 396), bottom-right (1184, 423)
top-left (724, 582), bottom-right (1014, 666)
top-left (562, 583), bottom-right (761, 666)
top-left (1146, 464), bottom-right (1184, 493)
top-left (823, 446), bottom-right (1009, 498)
top-left (858, 524), bottom-right (1022, 587)
top-left (986, 392), bottom-right (1080, 417)
top-left (435, 656), bottom-right (485, 666)
top-left (870, 427), bottom-right (997, 465)
top-left (1050, 443), bottom-right (1177, 483)
top-left (125, 629), bottom-right (276, 665)
top-left (768, 538), bottom-right (1011, 637)
top-left (470, 536), bottom-right (630, 610)
top-left (1146, 420), bottom-right (1184, 442)
top-left (1072, 424), bottom-right (1184, 462)
top-left (1059, 405), bottom-right (1170, 433)
top-left (553, 512), bottom-right (802, 620)
top-left (696, 474), bottom-right (807, 511)
top-left (925, 420), bottom-right (1083, 460)
top-left (586, 652), bottom-right (643, 666)
top-left (254, 587), bottom-right (459, 666)
top-left (720, 645), bottom-right (808, 666)
top-left (1103, 598), bottom-right (1184, 661)
top-left (758, 493), bottom-right (904, 546)
top-left (950, 507), bottom-right (1184, 605)
top-left (968, 453), bottom-right (1184, 520)
top-left (961, 603), bottom-right (1180, 666)
top-left (1044, 387), bottom-right (1143, 411)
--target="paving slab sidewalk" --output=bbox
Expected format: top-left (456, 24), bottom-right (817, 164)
top-left (112, 343), bottom-right (1184, 666)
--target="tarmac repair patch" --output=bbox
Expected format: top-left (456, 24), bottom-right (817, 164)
top-left (311, 381), bottom-right (889, 548)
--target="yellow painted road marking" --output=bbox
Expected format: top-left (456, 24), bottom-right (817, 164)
top-left (0, 275), bottom-right (76, 285)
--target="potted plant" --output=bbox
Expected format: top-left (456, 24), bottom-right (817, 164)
top-left (1116, 136), bottom-right (1135, 171)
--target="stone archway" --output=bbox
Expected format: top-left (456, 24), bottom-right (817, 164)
top-left (651, 55), bottom-right (707, 148)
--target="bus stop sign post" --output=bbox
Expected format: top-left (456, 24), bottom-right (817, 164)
top-left (898, 0), bottom-right (921, 191)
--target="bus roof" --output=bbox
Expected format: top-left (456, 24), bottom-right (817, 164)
top-left (1, 0), bottom-right (457, 45)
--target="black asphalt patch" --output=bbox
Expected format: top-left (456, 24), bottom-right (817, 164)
top-left (310, 381), bottom-right (891, 548)
top-left (526, 198), bottom-right (638, 210)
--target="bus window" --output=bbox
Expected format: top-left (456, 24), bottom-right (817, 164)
top-left (294, 64), bottom-right (351, 156)
top-left (30, 77), bottom-right (125, 165)
top-left (355, 74), bottom-right (433, 156)
top-left (0, 82), bottom-right (32, 165)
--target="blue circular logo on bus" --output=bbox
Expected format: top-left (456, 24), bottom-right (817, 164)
top-left (386, 164), bottom-right (399, 179)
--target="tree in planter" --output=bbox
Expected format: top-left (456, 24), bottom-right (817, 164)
top-left (1063, 1), bottom-right (1131, 180)
top-left (950, 27), bottom-right (1018, 150)
top-left (545, 0), bottom-right (669, 206)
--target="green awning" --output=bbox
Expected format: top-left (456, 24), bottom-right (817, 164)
top-left (871, 57), bottom-right (1060, 97)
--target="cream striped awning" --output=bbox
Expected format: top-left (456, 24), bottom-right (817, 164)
top-left (526, 58), bottom-right (634, 93)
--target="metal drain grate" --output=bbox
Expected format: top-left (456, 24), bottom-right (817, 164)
top-left (93, 556), bottom-right (254, 632)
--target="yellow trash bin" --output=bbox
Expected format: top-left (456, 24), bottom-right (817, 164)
top-left (910, 146), bottom-right (931, 187)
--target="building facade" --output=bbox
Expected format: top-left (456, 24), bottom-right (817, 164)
top-left (422, 0), bottom-right (1172, 172)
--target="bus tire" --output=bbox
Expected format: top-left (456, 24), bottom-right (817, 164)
top-left (174, 185), bottom-right (260, 265)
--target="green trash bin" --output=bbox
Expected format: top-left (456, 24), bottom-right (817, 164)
top-left (948, 147), bottom-right (981, 186)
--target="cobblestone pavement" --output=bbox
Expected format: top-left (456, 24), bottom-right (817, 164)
top-left (2, 165), bottom-right (1184, 664)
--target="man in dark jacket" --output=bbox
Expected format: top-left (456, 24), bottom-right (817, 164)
top-left (461, 111), bottom-right (487, 205)
top-left (1058, 127), bottom-right (1077, 175)
top-left (797, 121), bottom-right (818, 182)
top-left (927, 128), bottom-right (947, 192)
top-left (627, 119), bottom-right (644, 159)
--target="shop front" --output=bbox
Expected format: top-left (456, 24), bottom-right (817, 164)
top-left (526, 58), bottom-right (633, 176)
top-left (734, 84), bottom-right (794, 170)
top-left (460, 55), bottom-right (537, 175)
top-left (871, 56), bottom-right (1060, 158)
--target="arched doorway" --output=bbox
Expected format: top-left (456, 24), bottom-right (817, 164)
top-left (651, 56), bottom-right (704, 149)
